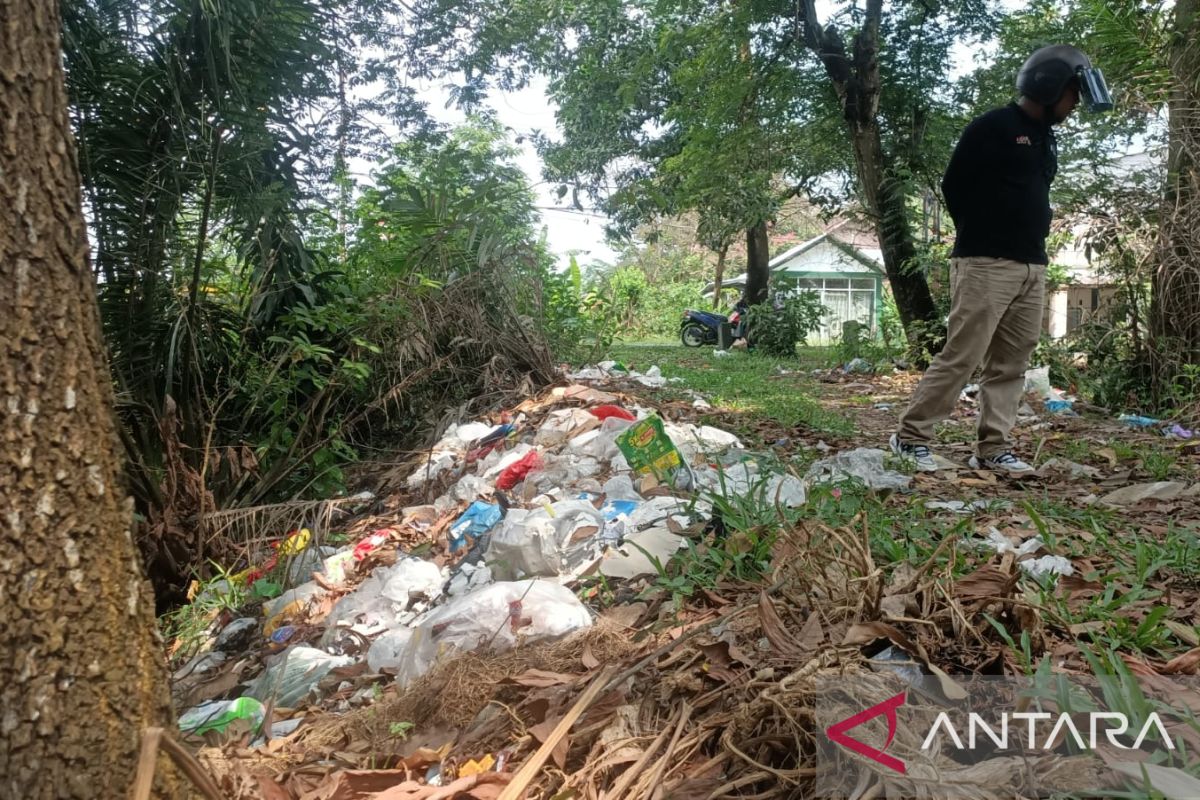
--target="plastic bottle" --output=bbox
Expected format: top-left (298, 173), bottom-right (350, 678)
top-left (1118, 414), bottom-right (1158, 428)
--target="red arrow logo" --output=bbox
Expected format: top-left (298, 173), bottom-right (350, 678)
top-left (825, 691), bottom-right (907, 774)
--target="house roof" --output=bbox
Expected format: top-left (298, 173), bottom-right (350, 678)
top-left (703, 225), bottom-right (883, 295)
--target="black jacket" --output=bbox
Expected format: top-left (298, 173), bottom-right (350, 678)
top-left (941, 103), bottom-right (1058, 265)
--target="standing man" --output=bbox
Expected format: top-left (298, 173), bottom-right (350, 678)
top-left (890, 45), bottom-right (1113, 474)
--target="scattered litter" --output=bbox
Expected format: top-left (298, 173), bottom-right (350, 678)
top-left (635, 365), bottom-right (666, 388)
top-left (485, 500), bottom-right (606, 580)
top-left (244, 645), bottom-right (355, 707)
top-left (213, 618), bottom-right (258, 651)
top-left (980, 528), bottom-right (1043, 558)
top-left (496, 450), bottom-right (543, 490)
top-left (872, 403), bottom-right (894, 411)
top-left (179, 697), bottom-right (265, 738)
top-left (1044, 399), bottom-right (1077, 416)
top-left (924, 499), bottom-right (992, 514)
top-left (1165, 423), bottom-right (1195, 439)
top-left (589, 404), bottom-right (636, 422)
top-left (1023, 366), bottom-right (1052, 398)
top-left (1021, 555), bottom-right (1075, 579)
top-left (960, 383), bottom-right (981, 403)
top-left (1038, 458), bottom-right (1101, 479)
top-left (389, 580), bottom-right (593, 687)
top-left (600, 527), bottom-right (686, 579)
top-left (616, 415), bottom-right (684, 481)
top-left (367, 627), bottom-right (416, 673)
top-left (806, 448), bottom-right (911, 493)
top-left (714, 349), bottom-right (732, 358)
top-left (1118, 414), bottom-right (1159, 428)
top-left (843, 358), bottom-right (873, 374)
top-left (1099, 481), bottom-right (1187, 506)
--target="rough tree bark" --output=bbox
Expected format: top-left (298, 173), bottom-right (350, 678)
top-left (798, 0), bottom-right (943, 350)
top-left (711, 244), bottom-right (729, 308)
top-left (1151, 0), bottom-right (1200, 387)
top-left (0, 0), bottom-right (186, 796)
top-left (743, 221), bottom-right (771, 305)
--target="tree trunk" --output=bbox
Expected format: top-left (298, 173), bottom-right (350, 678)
top-left (0, 1), bottom-right (185, 797)
top-left (798, 0), bottom-right (942, 349)
top-left (712, 244), bottom-right (728, 308)
top-left (744, 221), bottom-right (771, 305)
top-left (1151, 0), bottom-right (1200, 390)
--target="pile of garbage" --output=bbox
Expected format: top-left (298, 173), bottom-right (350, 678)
top-left (176, 373), bottom-right (909, 742)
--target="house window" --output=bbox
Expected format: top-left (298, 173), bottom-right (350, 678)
top-left (1067, 306), bottom-right (1083, 332)
top-left (788, 276), bottom-right (877, 340)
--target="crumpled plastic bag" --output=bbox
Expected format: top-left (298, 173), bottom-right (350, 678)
top-left (389, 580), bottom-right (592, 688)
top-left (806, 448), bottom-right (911, 492)
top-left (496, 450), bottom-right (543, 491)
top-left (485, 500), bottom-right (606, 579)
top-left (244, 645), bottom-right (354, 707)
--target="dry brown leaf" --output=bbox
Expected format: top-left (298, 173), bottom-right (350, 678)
top-left (1165, 620), bottom-right (1200, 647)
top-left (504, 669), bottom-right (577, 688)
top-left (527, 716), bottom-right (570, 770)
top-left (600, 602), bottom-right (647, 630)
top-left (797, 611), bottom-right (825, 652)
top-left (954, 564), bottom-right (1017, 603)
top-left (1096, 447), bottom-right (1119, 468)
top-left (1163, 647), bottom-right (1200, 675)
top-left (758, 592), bottom-right (804, 657)
top-left (581, 642), bottom-right (601, 670)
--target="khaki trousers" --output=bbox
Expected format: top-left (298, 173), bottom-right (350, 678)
top-left (897, 257), bottom-right (1045, 458)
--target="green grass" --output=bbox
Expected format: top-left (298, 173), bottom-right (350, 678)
top-left (604, 343), bottom-right (854, 436)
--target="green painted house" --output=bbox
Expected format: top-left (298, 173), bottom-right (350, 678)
top-left (704, 226), bottom-right (886, 343)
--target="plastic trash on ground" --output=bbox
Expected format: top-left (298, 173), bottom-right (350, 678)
top-left (479, 442), bottom-right (536, 481)
top-left (485, 500), bottom-right (606, 580)
top-left (1023, 366), bottom-right (1052, 398)
top-left (367, 627), bottom-right (417, 673)
top-left (1044, 399), bottom-right (1077, 416)
top-left (635, 366), bottom-right (666, 388)
top-left (406, 452), bottom-right (456, 490)
top-left (602, 473), bottom-right (641, 500)
top-left (1118, 414), bottom-right (1159, 428)
top-left (447, 562), bottom-right (494, 597)
top-left (600, 527), bottom-right (686, 579)
top-left (535, 408), bottom-right (598, 447)
top-left (1165, 423), bottom-right (1195, 439)
top-left (389, 581), bottom-right (592, 688)
top-left (1021, 555), bottom-right (1074, 580)
top-left (806, 448), bottom-right (911, 492)
top-left (589, 405), bottom-right (636, 422)
top-left (980, 528), bottom-right (1043, 558)
top-left (496, 450), bottom-right (543, 490)
top-left (380, 557), bottom-right (445, 606)
top-left (262, 580), bottom-right (326, 624)
top-left (843, 358), bottom-right (873, 374)
top-left (244, 645), bottom-right (355, 707)
top-left (1037, 458), bottom-right (1100, 479)
top-left (449, 501), bottom-right (503, 552)
top-left (179, 697), bottom-right (265, 738)
top-left (450, 474), bottom-right (490, 503)
top-left (617, 415), bottom-right (685, 481)
top-left (213, 617), bottom-right (258, 651)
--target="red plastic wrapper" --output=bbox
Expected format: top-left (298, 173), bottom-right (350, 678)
top-left (588, 404), bottom-right (636, 422)
top-left (496, 450), bottom-right (543, 490)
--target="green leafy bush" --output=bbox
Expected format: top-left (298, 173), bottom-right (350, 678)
top-left (746, 291), bottom-right (826, 357)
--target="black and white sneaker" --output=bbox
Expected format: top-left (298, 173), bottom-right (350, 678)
top-left (889, 433), bottom-right (938, 472)
top-left (968, 451), bottom-right (1034, 474)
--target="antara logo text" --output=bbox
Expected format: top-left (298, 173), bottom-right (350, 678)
top-left (826, 691), bottom-right (1176, 775)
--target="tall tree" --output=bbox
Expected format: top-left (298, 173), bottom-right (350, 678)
top-left (1152, 0), bottom-right (1200, 374)
top-left (404, 0), bottom-right (996, 339)
top-left (0, 0), bottom-right (182, 794)
top-left (798, 0), bottom-right (942, 344)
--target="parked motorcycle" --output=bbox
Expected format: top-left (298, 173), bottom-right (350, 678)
top-left (680, 301), bottom-right (748, 347)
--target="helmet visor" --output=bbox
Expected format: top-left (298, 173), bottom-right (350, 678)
top-left (1078, 67), bottom-right (1113, 112)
